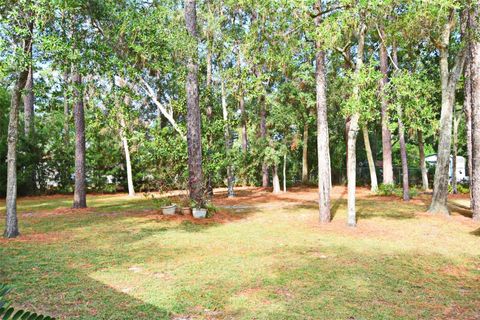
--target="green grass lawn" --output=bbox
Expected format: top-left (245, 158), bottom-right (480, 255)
top-left (1, 188), bottom-right (479, 319)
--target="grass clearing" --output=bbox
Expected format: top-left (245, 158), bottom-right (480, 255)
top-left (1, 187), bottom-right (479, 319)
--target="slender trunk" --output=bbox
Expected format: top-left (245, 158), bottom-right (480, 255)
top-left (185, 0), bottom-right (204, 205)
top-left (272, 164), bottom-right (281, 193)
top-left (72, 72), bottom-right (87, 208)
top-left (379, 26), bottom-right (394, 185)
top-left (429, 11), bottom-right (466, 215)
top-left (120, 116), bottom-right (135, 197)
top-left (397, 106), bottom-right (410, 201)
top-left (464, 53), bottom-right (473, 207)
top-left (240, 92), bottom-right (248, 152)
top-left (452, 113), bottom-right (460, 194)
top-left (302, 122), bottom-right (309, 184)
top-left (470, 0), bottom-right (480, 221)
top-left (283, 154), bottom-right (287, 192)
top-left (315, 3), bottom-right (332, 223)
top-left (23, 65), bottom-right (34, 136)
top-left (222, 81), bottom-right (235, 198)
top-left (362, 126), bottom-right (378, 192)
top-left (205, 38), bottom-right (213, 196)
top-left (4, 71), bottom-right (28, 238)
top-left (63, 71), bottom-right (70, 144)
top-left (345, 17), bottom-right (366, 227)
top-left (260, 97), bottom-right (269, 187)
top-left (418, 131), bottom-right (429, 191)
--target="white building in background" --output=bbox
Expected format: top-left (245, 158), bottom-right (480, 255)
top-left (425, 154), bottom-right (468, 183)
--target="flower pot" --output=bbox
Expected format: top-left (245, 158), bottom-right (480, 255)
top-left (181, 207), bottom-right (192, 215)
top-left (162, 205), bottom-right (177, 215)
top-left (192, 208), bottom-right (207, 219)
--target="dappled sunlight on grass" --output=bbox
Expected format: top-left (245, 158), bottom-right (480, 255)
top-left (1, 187), bottom-right (479, 319)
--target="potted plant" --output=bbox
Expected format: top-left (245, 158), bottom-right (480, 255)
top-left (179, 197), bottom-right (193, 215)
top-left (189, 200), bottom-right (205, 219)
top-left (151, 196), bottom-right (177, 215)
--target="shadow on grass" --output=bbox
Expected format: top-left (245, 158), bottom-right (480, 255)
top-left (448, 203), bottom-right (473, 219)
top-left (470, 227), bottom-right (480, 236)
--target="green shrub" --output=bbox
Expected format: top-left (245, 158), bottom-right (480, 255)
top-left (376, 184), bottom-right (397, 196)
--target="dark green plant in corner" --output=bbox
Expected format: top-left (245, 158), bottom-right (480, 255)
top-left (0, 285), bottom-right (55, 320)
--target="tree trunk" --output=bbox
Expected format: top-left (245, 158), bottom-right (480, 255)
top-left (240, 92), bottom-right (248, 153)
top-left (23, 65), bottom-right (34, 136)
top-left (397, 106), bottom-right (410, 201)
top-left (379, 26), bottom-right (394, 185)
top-left (260, 98), bottom-right (269, 187)
top-left (302, 122), bottom-right (309, 184)
top-left (63, 71), bottom-right (70, 144)
top-left (315, 3), bottom-right (332, 223)
top-left (345, 16), bottom-right (366, 227)
top-left (464, 53), bottom-right (473, 207)
top-left (452, 113), bottom-right (460, 194)
top-left (272, 164), bottom-right (281, 193)
top-left (429, 11), bottom-right (466, 215)
top-left (120, 116), bottom-right (135, 197)
top-left (185, 0), bottom-right (204, 205)
top-left (4, 71), bottom-right (28, 238)
top-left (418, 131), bottom-right (429, 191)
top-left (470, 0), bottom-right (480, 221)
top-left (347, 114), bottom-right (360, 227)
top-left (362, 126), bottom-right (378, 192)
top-left (283, 154), bottom-right (287, 192)
top-left (222, 80), bottom-right (235, 198)
top-left (72, 72), bottom-right (87, 208)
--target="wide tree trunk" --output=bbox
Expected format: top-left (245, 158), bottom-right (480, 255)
top-left (221, 80), bottom-right (235, 198)
top-left (302, 122), bottom-right (309, 184)
top-left (470, 0), bottom-right (480, 221)
top-left (72, 72), bottom-right (87, 208)
top-left (185, 0), bottom-right (204, 205)
top-left (315, 4), bottom-right (332, 223)
top-left (429, 11), bottom-right (466, 215)
top-left (418, 131), bottom-right (429, 191)
top-left (4, 71), bottom-right (29, 238)
top-left (272, 164), bottom-right (281, 194)
top-left (362, 126), bottom-right (378, 192)
top-left (379, 26), bottom-right (394, 185)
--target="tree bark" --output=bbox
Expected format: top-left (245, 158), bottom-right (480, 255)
top-left (221, 80), bottom-right (235, 198)
top-left (205, 38), bottom-right (214, 196)
top-left (120, 115), bottom-right (135, 197)
top-left (185, 0), bottom-right (204, 205)
top-left (4, 71), bottom-right (29, 238)
top-left (418, 131), bottom-right (429, 191)
top-left (379, 26), bottom-right (394, 185)
top-left (362, 126), bottom-right (378, 192)
top-left (283, 154), bottom-right (287, 192)
top-left (260, 97), bottom-right (269, 187)
top-left (429, 11), bottom-right (467, 215)
top-left (315, 8), bottom-right (332, 223)
top-left (397, 106), bottom-right (410, 201)
top-left (302, 122), bottom-right (309, 184)
top-left (63, 71), bottom-right (70, 145)
top-left (470, 0), bottom-right (480, 221)
top-left (72, 72), bottom-right (87, 208)
top-left (345, 17), bottom-right (366, 227)
top-left (452, 112), bottom-right (460, 194)
top-left (23, 65), bottom-right (34, 136)
top-left (464, 52), bottom-right (473, 207)
top-left (240, 92), bottom-right (248, 152)
top-left (272, 164), bottom-right (281, 193)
